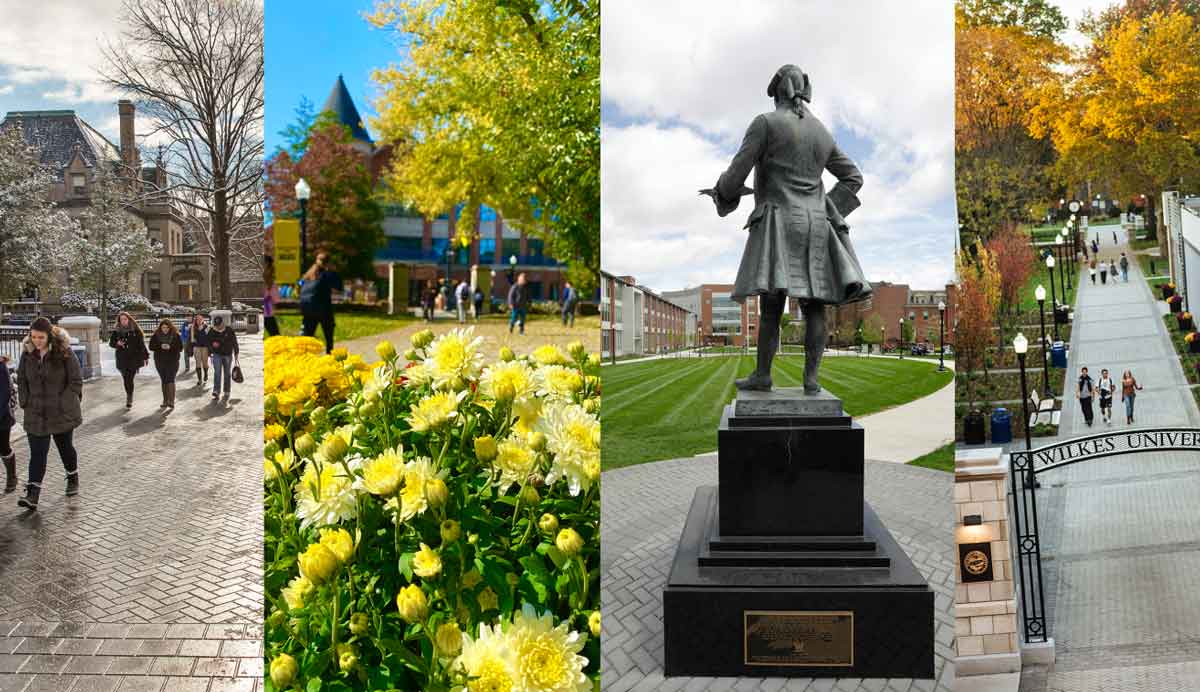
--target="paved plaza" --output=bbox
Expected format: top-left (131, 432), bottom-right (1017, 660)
top-left (1018, 234), bottom-right (1200, 691)
top-left (600, 455), bottom-right (955, 692)
top-left (0, 336), bottom-right (264, 692)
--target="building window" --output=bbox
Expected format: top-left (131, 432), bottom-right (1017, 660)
top-left (71, 173), bottom-right (85, 194)
top-left (147, 272), bottom-right (161, 301)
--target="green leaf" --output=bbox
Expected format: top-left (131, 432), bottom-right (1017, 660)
top-left (377, 638), bottom-right (425, 673)
top-left (306, 678), bottom-right (323, 692)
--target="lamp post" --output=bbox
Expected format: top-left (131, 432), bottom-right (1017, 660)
top-left (1015, 332), bottom-right (1032, 451)
top-left (1054, 235), bottom-right (1066, 299)
top-left (1046, 255), bottom-right (1059, 342)
top-left (1061, 227), bottom-right (1073, 290)
top-left (881, 325), bottom-right (886, 356)
top-left (937, 300), bottom-right (946, 372)
top-left (507, 254), bottom-right (518, 286)
top-left (294, 177), bottom-right (311, 274)
top-left (1035, 284), bottom-right (1050, 396)
top-left (898, 317), bottom-right (905, 360)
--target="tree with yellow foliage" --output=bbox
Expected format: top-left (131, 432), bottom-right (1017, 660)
top-left (366, 0), bottom-right (599, 293)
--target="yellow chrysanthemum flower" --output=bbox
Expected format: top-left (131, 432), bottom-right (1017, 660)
top-left (508, 604), bottom-right (591, 692)
top-left (412, 542), bottom-right (442, 579)
top-left (493, 437), bottom-right (537, 490)
top-left (537, 365), bottom-right (584, 401)
top-left (263, 423), bottom-right (286, 443)
top-left (360, 446), bottom-right (405, 496)
top-left (451, 623), bottom-right (517, 692)
top-left (539, 403), bottom-right (600, 496)
top-left (264, 448), bottom-right (297, 482)
top-left (407, 391), bottom-right (466, 432)
top-left (532, 344), bottom-right (570, 366)
top-left (422, 327), bottom-right (485, 389)
top-left (294, 459), bottom-right (359, 529)
top-left (479, 359), bottom-right (537, 403)
top-left (280, 575), bottom-right (313, 610)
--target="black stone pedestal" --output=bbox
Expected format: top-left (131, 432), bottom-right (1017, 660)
top-left (662, 389), bottom-right (935, 679)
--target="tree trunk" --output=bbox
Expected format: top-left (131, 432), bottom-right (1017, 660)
top-left (213, 177), bottom-right (232, 308)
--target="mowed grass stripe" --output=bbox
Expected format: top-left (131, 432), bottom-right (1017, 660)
top-left (602, 355), bottom-right (953, 469)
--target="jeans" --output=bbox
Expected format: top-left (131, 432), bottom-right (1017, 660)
top-left (264, 316), bottom-right (280, 336)
top-left (27, 430), bottom-right (77, 486)
top-left (509, 308), bottom-right (527, 334)
top-left (562, 305), bottom-right (575, 327)
top-left (211, 354), bottom-right (233, 396)
top-left (1125, 395), bottom-right (1136, 420)
top-left (302, 312), bottom-right (336, 353)
top-left (457, 303), bottom-right (467, 323)
top-left (1122, 269), bottom-right (1128, 282)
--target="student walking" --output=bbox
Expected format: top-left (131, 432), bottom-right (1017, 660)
top-left (180, 318), bottom-right (192, 373)
top-left (207, 315), bottom-right (240, 400)
top-left (1089, 258), bottom-right (1097, 284)
top-left (264, 256), bottom-right (281, 337)
top-left (299, 251), bottom-right (343, 354)
top-left (148, 319), bottom-right (183, 410)
top-left (508, 272), bottom-right (530, 335)
top-left (1077, 366), bottom-right (1096, 427)
top-left (1099, 261), bottom-right (1108, 285)
top-left (109, 312), bottom-right (148, 410)
top-left (1098, 368), bottom-right (1115, 424)
top-left (16, 318), bottom-right (82, 511)
top-left (1, 355), bottom-right (17, 493)
top-left (189, 314), bottom-right (210, 387)
top-left (561, 281), bottom-right (578, 327)
top-left (421, 280), bottom-right (436, 322)
top-left (1119, 253), bottom-right (1130, 282)
top-left (1121, 369), bottom-right (1144, 425)
top-left (473, 287), bottom-right (484, 322)
top-left (455, 280), bottom-right (470, 324)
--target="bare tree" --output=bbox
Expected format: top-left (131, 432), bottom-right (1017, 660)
top-left (101, 0), bottom-right (264, 308)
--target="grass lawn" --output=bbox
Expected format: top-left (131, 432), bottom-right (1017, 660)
top-left (274, 308), bottom-right (420, 342)
top-left (1131, 236), bottom-right (1160, 251)
top-left (602, 354), bottom-right (953, 470)
top-left (1138, 254), bottom-right (1170, 284)
top-left (908, 443), bottom-right (954, 472)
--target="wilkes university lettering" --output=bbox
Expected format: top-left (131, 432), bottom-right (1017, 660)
top-left (1032, 430), bottom-right (1200, 470)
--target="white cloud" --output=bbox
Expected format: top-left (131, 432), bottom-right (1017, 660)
top-left (0, 0), bottom-right (123, 103)
top-left (0, 85), bottom-right (12, 96)
top-left (601, 0), bottom-right (956, 294)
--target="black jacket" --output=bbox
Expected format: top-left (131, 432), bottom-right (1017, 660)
top-left (18, 327), bottom-right (83, 437)
top-left (508, 283), bottom-right (530, 309)
top-left (300, 270), bottom-right (344, 316)
top-left (109, 327), bottom-right (148, 372)
top-left (207, 327), bottom-right (239, 357)
top-left (0, 359), bottom-right (14, 431)
top-left (149, 330), bottom-right (183, 368)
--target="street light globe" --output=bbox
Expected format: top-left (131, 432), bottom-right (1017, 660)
top-left (1047, 255), bottom-right (1056, 268)
top-left (1035, 285), bottom-right (1046, 302)
top-left (1013, 332), bottom-right (1028, 355)
top-left (938, 300), bottom-right (946, 313)
top-left (1060, 198), bottom-right (1065, 205)
top-left (509, 255), bottom-right (518, 267)
top-left (294, 177), bottom-right (311, 201)
top-left (1055, 236), bottom-right (1063, 246)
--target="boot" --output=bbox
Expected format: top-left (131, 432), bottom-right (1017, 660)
top-left (65, 472), bottom-right (79, 497)
top-left (126, 393), bottom-right (133, 409)
top-left (167, 383), bottom-right (176, 409)
top-left (196, 368), bottom-right (203, 386)
top-left (735, 294), bottom-right (781, 392)
top-left (2, 453), bottom-right (16, 493)
top-left (802, 305), bottom-right (828, 395)
top-left (17, 484), bottom-right (39, 511)
top-left (160, 383), bottom-right (169, 409)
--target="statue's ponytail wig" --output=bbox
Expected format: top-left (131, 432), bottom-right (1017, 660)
top-left (767, 64), bottom-right (811, 116)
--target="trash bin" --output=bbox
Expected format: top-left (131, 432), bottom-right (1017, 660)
top-left (990, 407), bottom-right (1013, 444)
top-left (1051, 341), bottom-right (1068, 368)
top-left (1054, 305), bottom-right (1070, 324)
top-left (71, 344), bottom-right (86, 373)
top-left (963, 409), bottom-right (987, 445)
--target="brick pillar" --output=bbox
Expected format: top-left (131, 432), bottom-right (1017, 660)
top-left (519, 229), bottom-right (528, 257)
top-left (495, 213), bottom-right (505, 266)
top-left (422, 218), bottom-right (433, 253)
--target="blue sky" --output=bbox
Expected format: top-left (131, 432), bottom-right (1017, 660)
top-left (264, 0), bottom-right (399, 155)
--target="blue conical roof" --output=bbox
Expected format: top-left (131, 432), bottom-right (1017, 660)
top-left (322, 75), bottom-right (372, 144)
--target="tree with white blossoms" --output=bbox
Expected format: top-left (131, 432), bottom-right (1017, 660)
top-left (0, 123), bottom-right (79, 299)
top-left (69, 166), bottom-right (161, 334)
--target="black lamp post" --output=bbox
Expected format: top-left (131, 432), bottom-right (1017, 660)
top-left (1055, 236), bottom-right (1066, 300)
top-left (898, 317), bottom-right (905, 360)
top-left (295, 177), bottom-right (311, 274)
top-left (938, 300), bottom-right (946, 372)
top-left (881, 325), bottom-right (886, 356)
top-left (1047, 254), bottom-right (1060, 342)
top-left (1035, 284), bottom-right (1050, 396)
top-left (1062, 225), bottom-right (1073, 290)
top-left (1015, 332), bottom-right (1032, 451)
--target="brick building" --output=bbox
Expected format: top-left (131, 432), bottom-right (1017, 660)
top-left (660, 284), bottom-right (760, 347)
top-left (830, 281), bottom-right (955, 348)
top-left (600, 272), bottom-right (696, 358)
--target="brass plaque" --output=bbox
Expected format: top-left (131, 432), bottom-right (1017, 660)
top-left (743, 610), bottom-right (854, 667)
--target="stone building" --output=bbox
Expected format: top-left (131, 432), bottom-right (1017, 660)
top-left (1, 100), bottom-right (215, 305)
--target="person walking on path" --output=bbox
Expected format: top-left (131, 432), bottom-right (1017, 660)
top-left (1108, 259), bottom-right (1118, 286)
top-left (1121, 369), bottom-right (1144, 425)
top-left (299, 251), bottom-right (343, 354)
top-left (508, 272), bottom-right (530, 335)
top-left (561, 281), bottom-right (578, 327)
top-left (188, 314), bottom-right (210, 387)
top-left (1099, 260), bottom-right (1108, 285)
top-left (1120, 253), bottom-right (1130, 282)
top-left (1077, 366), bottom-right (1096, 427)
top-left (148, 319), bottom-right (183, 410)
top-left (1113, 230), bottom-right (1118, 245)
top-left (1098, 368), bottom-right (1115, 424)
top-left (180, 317), bottom-right (192, 374)
top-left (1, 355), bottom-right (17, 493)
top-left (207, 315), bottom-right (240, 401)
top-left (264, 256), bottom-right (281, 337)
top-left (455, 279), bottom-right (470, 324)
top-left (1092, 238), bottom-right (1099, 255)
top-left (16, 317), bottom-right (82, 511)
top-left (436, 279), bottom-right (448, 314)
top-left (473, 287), bottom-right (484, 322)
top-left (109, 312), bottom-right (148, 410)
top-left (421, 280), bottom-right (436, 322)
top-left (1089, 258), bottom-right (1097, 284)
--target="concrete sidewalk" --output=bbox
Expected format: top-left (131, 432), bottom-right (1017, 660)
top-left (0, 336), bottom-right (264, 692)
top-left (862, 377), bottom-right (955, 462)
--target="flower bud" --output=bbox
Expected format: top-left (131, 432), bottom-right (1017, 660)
top-left (319, 527), bottom-right (355, 565)
top-left (556, 527), bottom-right (584, 557)
top-left (499, 346), bottom-right (515, 362)
top-left (359, 400), bottom-right (379, 418)
top-left (318, 435), bottom-right (348, 463)
top-left (527, 431), bottom-right (547, 453)
top-left (396, 584), bottom-right (429, 622)
top-left (426, 478), bottom-right (449, 509)
top-left (267, 610), bottom-right (286, 629)
top-left (494, 381), bottom-right (516, 403)
top-left (568, 340), bottom-right (586, 360)
top-left (435, 621), bottom-right (463, 656)
top-left (519, 485), bottom-right (540, 506)
top-left (269, 653), bottom-right (298, 689)
top-left (353, 423), bottom-right (368, 440)
top-left (477, 587), bottom-right (499, 611)
top-left (310, 406), bottom-right (328, 427)
top-left (332, 347), bottom-right (349, 361)
top-left (462, 569), bottom-right (483, 589)
top-left (349, 612), bottom-right (369, 636)
top-left (506, 572), bottom-right (520, 587)
top-left (411, 329), bottom-right (435, 350)
top-left (413, 543), bottom-right (443, 579)
top-left (589, 611), bottom-right (601, 637)
top-left (337, 643), bottom-right (357, 672)
top-left (403, 348), bottom-right (419, 362)
top-left (294, 432), bottom-right (317, 457)
top-left (297, 542), bottom-right (339, 585)
top-left (440, 519), bottom-right (461, 544)
top-left (375, 340), bottom-right (397, 361)
top-left (263, 440), bottom-right (281, 460)
top-left (264, 394), bottom-right (279, 412)
top-left (474, 435), bottom-right (498, 462)
top-left (468, 533), bottom-right (479, 545)
top-left (586, 353), bottom-right (601, 370)
top-left (538, 513), bottom-right (559, 535)
top-left (583, 397), bottom-right (600, 414)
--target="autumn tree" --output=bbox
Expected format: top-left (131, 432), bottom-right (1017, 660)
top-left (956, 248), bottom-right (998, 410)
top-left (102, 0), bottom-right (265, 308)
top-left (366, 0), bottom-right (599, 293)
top-left (0, 123), bottom-right (79, 298)
top-left (958, 0), bottom-right (1068, 38)
top-left (986, 222), bottom-right (1037, 348)
top-left (265, 115), bottom-right (385, 280)
top-left (1032, 9), bottom-right (1200, 245)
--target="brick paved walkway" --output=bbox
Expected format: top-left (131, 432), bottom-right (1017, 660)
top-left (0, 336), bottom-right (264, 692)
top-left (601, 455), bottom-right (955, 691)
top-left (1019, 233), bottom-right (1200, 691)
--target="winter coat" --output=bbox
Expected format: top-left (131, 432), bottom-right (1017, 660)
top-left (109, 326), bottom-right (148, 373)
top-left (18, 327), bottom-right (83, 437)
top-left (207, 326), bottom-right (239, 357)
top-left (300, 270), bottom-right (344, 317)
top-left (714, 105), bottom-right (871, 306)
top-left (149, 330), bottom-right (183, 370)
top-left (508, 283), bottom-right (530, 310)
top-left (190, 325), bottom-right (210, 349)
top-left (0, 359), bottom-right (14, 431)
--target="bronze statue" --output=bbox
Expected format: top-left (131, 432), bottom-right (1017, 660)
top-left (702, 64), bottom-right (871, 394)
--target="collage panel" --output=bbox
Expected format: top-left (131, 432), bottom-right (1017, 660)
top-left (598, 2), bottom-right (957, 690)
top-left (0, 0), bottom-right (267, 688)
top-left (953, 1), bottom-right (1200, 691)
